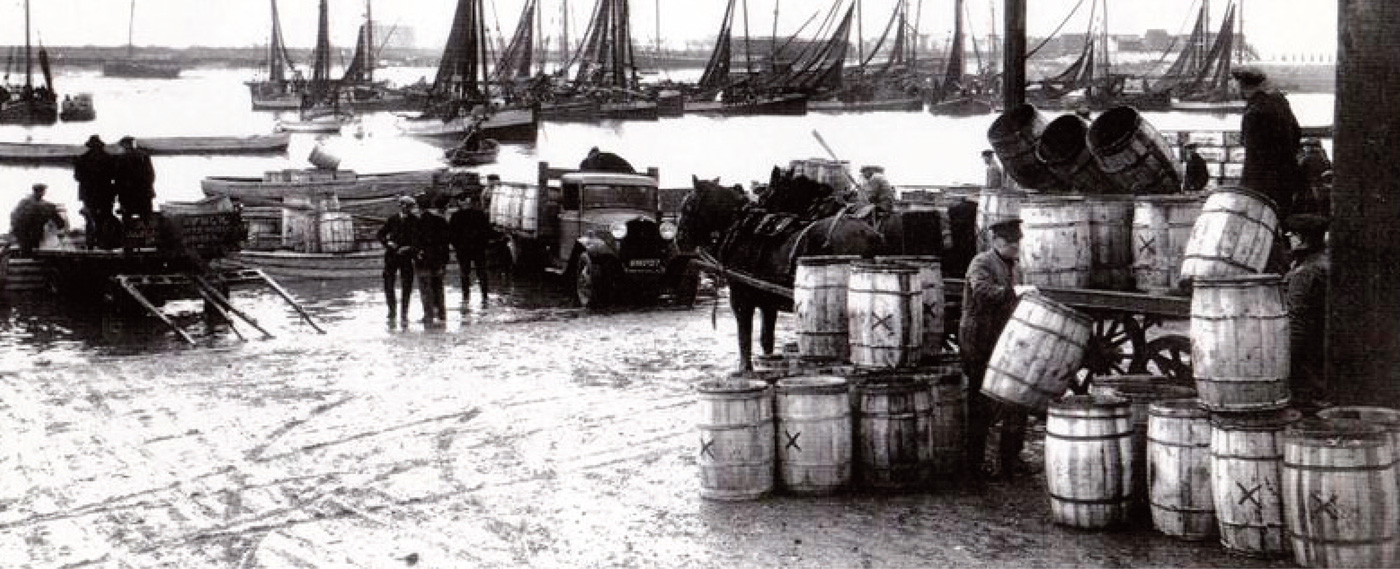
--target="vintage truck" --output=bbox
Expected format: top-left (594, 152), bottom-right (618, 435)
top-left (487, 162), bottom-right (697, 308)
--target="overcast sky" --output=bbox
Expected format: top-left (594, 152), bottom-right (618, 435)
top-left (2, 0), bottom-right (1337, 58)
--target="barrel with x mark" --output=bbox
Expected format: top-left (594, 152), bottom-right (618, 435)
top-left (775, 375), bottom-right (853, 495)
top-left (1210, 408), bottom-right (1302, 557)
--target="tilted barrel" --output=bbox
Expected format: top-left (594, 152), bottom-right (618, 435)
top-left (987, 103), bottom-right (1065, 192)
top-left (1086, 106), bottom-right (1183, 195)
top-left (982, 293), bottom-right (1093, 412)
top-left (1181, 186), bottom-right (1279, 280)
top-left (1036, 114), bottom-right (1118, 194)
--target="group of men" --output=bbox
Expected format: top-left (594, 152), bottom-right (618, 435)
top-left (376, 177), bottom-right (501, 327)
top-left (74, 135), bottom-right (157, 250)
top-left (960, 66), bottom-right (1335, 482)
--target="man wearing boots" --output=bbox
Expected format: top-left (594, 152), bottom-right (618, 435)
top-left (377, 195), bottom-right (419, 325)
top-left (414, 195), bottom-right (452, 325)
top-left (449, 192), bottom-right (498, 308)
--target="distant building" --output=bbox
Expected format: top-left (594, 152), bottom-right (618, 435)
top-left (1143, 29), bottom-right (1172, 52)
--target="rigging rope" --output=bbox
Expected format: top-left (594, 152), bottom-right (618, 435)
top-left (1025, 0), bottom-right (1086, 59)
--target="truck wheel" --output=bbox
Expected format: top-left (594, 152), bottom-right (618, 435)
top-left (574, 252), bottom-right (609, 308)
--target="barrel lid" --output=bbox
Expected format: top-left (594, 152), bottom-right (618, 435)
top-left (1208, 185), bottom-right (1280, 211)
top-left (987, 103), bottom-right (1044, 140)
top-left (1085, 105), bottom-right (1145, 154)
top-left (1210, 408), bottom-right (1303, 429)
top-left (1147, 397), bottom-right (1209, 417)
top-left (1285, 417), bottom-right (1392, 446)
top-left (797, 255), bottom-right (861, 266)
top-left (874, 255), bottom-right (941, 264)
top-left (851, 261), bottom-right (918, 273)
top-left (1019, 293), bottom-right (1095, 328)
top-left (1190, 273), bottom-right (1284, 287)
top-left (1317, 406), bottom-right (1400, 429)
top-left (1052, 393), bottom-right (1128, 409)
top-left (696, 378), bottom-right (770, 395)
top-left (776, 375), bottom-right (849, 393)
top-left (1134, 194), bottom-right (1205, 204)
top-left (1099, 381), bottom-right (1197, 402)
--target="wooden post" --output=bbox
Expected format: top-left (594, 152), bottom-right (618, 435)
top-left (1330, 0), bottom-right (1400, 406)
top-left (1002, 0), bottom-right (1026, 111)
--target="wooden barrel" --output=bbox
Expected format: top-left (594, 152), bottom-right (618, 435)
top-left (1132, 194), bottom-right (1203, 295)
top-left (1181, 186), bottom-right (1280, 281)
top-left (696, 379), bottom-right (775, 501)
top-left (795, 255), bottom-right (860, 362)
top-left (924, 356), bottom-right (967, 480)
top-left (1318, 406), bottom-right (1400, 461)
top-left (1148, 398), bottom-right (1217, 540)
top-left (1086, 105), bottom-right (1184, 195)
top-left (854, 376), bottom-right (933, 491)
top-left (1282, 418), bottom-right (1400, 568)
top-left (1018, 196), bottom-right (1092, 288)
top-left (875, 255), bottom-right (945, 361)
top-left (847, 262), bottom-right (922, 370)
top-left (1086, 194), bottom-right (1136, 290)
top-left (775, 375), bottom-right (853, 495)
top-left (1191, 274), bottom-right (1291, 412)
top-left (817, 160), bottom-right (852, 193)
top-left (983, 293), bottom-right (1094, 411)
top-left (1090, 377), bottom-right (1199, 524)
top-left (307, 143), bottom-right (341, 170)
top-left (975, 189), bottom-right (1025, 252)
top-left (1036, 113), bottom-right (1118, 194)
top-left (987, 103), bottom-right (1065, 192)
top-left (1045, 394), bottom-right (1135, 529)
top-left (1211, 408), bottom-right (1302, 557)
top-left (318, 212), bottom-right (356, 253)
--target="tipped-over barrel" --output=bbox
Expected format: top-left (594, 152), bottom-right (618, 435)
top-left (1037, 114), bottom-right (1118, 194)
top-left (1087, 106), bottom-right (1183, 195)
top-left (987, 104), bottom-right (1065, 192)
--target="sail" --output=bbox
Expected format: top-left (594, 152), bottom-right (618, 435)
top-left (308, 0), bottom-right (332, 97)
top-left (493, 0), bottom-right (537, 82)
top-left (939, 0), bottom-right (967, 97)
top-left (572, 0), bottom-right (639, 89)
top-left (37, 45), bottom-right (52, 91)
top-left (266, 0), bottom-right (297, 83)
top-left (862, 0), bottom-right (907, 73)
top-left (1152, 5), bottom-right (1207, 93)
top-left (1041, 31), bottom-right (1094, 89)
top-left (696, 0), bottom-right (736, 92)
top-left (341, 24), bottom-right (372, 83)
top-left (1174, 3), bottom-right (1237, 102)
top-left (772, 4), bottom-right (853, 92)
top-left (432, 0), bottom-right (490, 101)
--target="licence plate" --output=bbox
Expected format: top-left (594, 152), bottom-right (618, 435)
top-left (627, 259), bottom-right (663, 271)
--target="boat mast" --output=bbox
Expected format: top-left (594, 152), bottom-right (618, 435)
top-left (772, 0), bottom-right (779, 72)
top-left (127, 0), bottom-right (136, 58)
top-left (24, 0), bottom-right (32, 88)
top-left (856, 0), bottom-right (864, 66)
top-left (365, 0), bottom-right (373, 82)
top-left (741, 0), bottom-right (753, 75)
top-left (654, 0), bottom-right (661, 70)
top-left (561, 0), bottom-right (570, 74)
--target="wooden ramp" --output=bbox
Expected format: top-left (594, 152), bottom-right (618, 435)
top-left (111, 268), bottom-right (325, 345)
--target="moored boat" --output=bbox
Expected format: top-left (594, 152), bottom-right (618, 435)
top-left (201, 168), bottom-right (439, 204)
top-left (684, 93), bottom-right (810, 116)
top-left (59, 93), bottom-right (96, 122)
top-left (0, 133), bottom-right (291, 164)
top-left (396, 106), bottom-right (539, 142)
top-left (224, 249), bottom-right (385, 280)
top-left (275, 108), bottom-right (355, 133)
top-left (445, 138), bottom-right (500, 166)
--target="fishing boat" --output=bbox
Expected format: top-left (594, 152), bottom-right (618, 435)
top-left (0, 133), bottom-right (291, 164)
top-left (1159, 1), bottom-right (1247, 113)
top-left (927, 0), bottom-right (995, 116)
top-left (275, 106), bottom-right (356, 133)
top-left (1026, 0), bottom-right (1171, 112)
top-left (445, 137), bottom-right (500, 166)
top-left (201, 168), bottom-right (439, 205)
top-left (59, 93), bottom-right (96, 122)
top-left (0, 0), bottom-right (58, 125)
top-left (102, 0), bottom-right (181, 78)
top-left (398, 0), bottom-right (539, 141)
top-left (809, 0), bottom-right (925, 113)
top-left (683, 0), bottom-right (812, 117)
top-left (246, 0), bottom-right (303, 110)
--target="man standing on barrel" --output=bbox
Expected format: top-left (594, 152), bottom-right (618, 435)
top-left (960, 218), bottom-right (1037, 483)
top-left (1233, 66), bottom-right (1304, 273)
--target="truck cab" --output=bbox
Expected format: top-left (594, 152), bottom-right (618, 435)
top-left (491, 163), bottom-right (696, 308)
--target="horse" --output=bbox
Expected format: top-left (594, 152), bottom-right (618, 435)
top-left (678, 170), bottom-right (886, 372)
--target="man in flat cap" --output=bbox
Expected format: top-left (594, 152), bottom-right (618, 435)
top-left (981, 150), bottom-right (1004, 190)
top-left (377, 195), bottom-right (420, 325)
top-left (1232, 66), bottom-right (1305, 220)
top-left (858, 164), bottom-right (895, 214)
top-left (9, 183), bottom-right (67, 257)
top-left (960, 218), bottom-right (1037, 483)
top-left (1182, 142), bottom-right (1211, 193)
top-left (1296, 138), bottom-right (1332, 214)
top-left (1282, 213), bottom-right (1331, 414)
top-left (74, 134), bottom-right (118, 249)
top-left (113, 135), bottom-right (156, 223)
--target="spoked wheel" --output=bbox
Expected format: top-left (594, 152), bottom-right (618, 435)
top-left (1074, 313), bottom-right (1146, 391)
top-left (574, 252), bottom-right (609, 308)
top-left (1131, 334), bottom-right (1194, 387)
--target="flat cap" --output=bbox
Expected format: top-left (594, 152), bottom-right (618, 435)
top-left (118, 135), bottom-right (136, 144)
top-left (31, 182), bottom-right (47, 192)
top-left (397, 195), bottom-right (417, 205)
top-left (1230, 66), bottom-right (1266, 87)
top-left (1301, 137), bottom-right (1322, 147)
top-left (989, 218), bottom-right (1023, 240)
top-left (981, 149), bottom-right (996, 157)
top-left (860, 165), bottom-right (884, 173)
top-left (1283, 213), bottom-right (1329, 235)
top-left (85, 135), bottom-right (105, 149)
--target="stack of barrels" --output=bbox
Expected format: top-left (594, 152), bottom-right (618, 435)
top-left (787, 158), bottom-right (852, 194)
top-left (985, 103), bottom-right (1203, 294)
top-left (697, 253), bottom-right (967, 499)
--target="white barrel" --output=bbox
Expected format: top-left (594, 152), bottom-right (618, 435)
top-left (307, 144), bottom-right (341, 170)
top-left (847, 262), bottom-right (923, 369)
top-left (982, 293), bottom-right (1093, 412)
top-left (795, 256), bottom-right (859, 362)
top-left (1181, 186), bottom-right (1279, 280)
top-left (318, 212), bottom-right (355, 253)
top-left (875, 255), bottom-right (945, 361)
top-left (1018, 196), bottom-right (1092, 288)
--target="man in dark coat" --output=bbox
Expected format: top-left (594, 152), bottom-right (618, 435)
top-left (959, 218), bottom-right (1035, 482)
top-left (1295, 138), bottom-right (1333, 215)
top-left (9, 183), bottom-right (67, 257)
top-left (376, 196), bottom-right (419, 324)
top-left (74, 134), bottom-right (119, 249)
top-left (579, 147), bottom-right (636, 173)
top-left (1233, 67), bottom-right (1305, 219)
top-left (449, 193), bottom-right (498, 307)
top-left (413, 195), bottom-right (453, 325)
top-left (113, 136), bottom-right (156, 221)
top-left (1182, 143), bottom-right (1211, 193)
top-left (1282, 214), bottom-right (1331, 415)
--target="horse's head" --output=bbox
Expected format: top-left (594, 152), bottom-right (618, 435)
top-left (677, 175), bottom-right (749, 251)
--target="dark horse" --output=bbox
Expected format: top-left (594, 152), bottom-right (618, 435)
top-left (678, 168), bottom-right (892, 371)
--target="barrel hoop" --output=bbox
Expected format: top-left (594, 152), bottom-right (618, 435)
top-left (1182, 254), bottom-right (1263, 273)
top-left (1219, 521), bottom-right (1284, 531)
top-left (1046, 492), bottom-right (1132, 505)
top-left (1283, 460), bottom-right (1398, 472)
top-left (697, 422), bottom-right (772, 430)
top-left (1189, 313), bottom-right (1287, 323)
top-left (1286, 530), bottom-right (1398, 546)
top-left (1211, 452), bottom-right (1284, 462)
top-left (1146, 435), bottom-right (1211, 448)
top-left (986, 364), bottom-right (1073, 397)
top-left (1149, 503), bottom-right (1216, 514)
top-left (1195, 376), bottom-right (1288, 385)
top-left (778, 415), bottom-right (851, 424)
top-left (1006, 317), bottom-right (1089, 348)
top-left (1200, 205), bottom-right (1277, 229)
top-left (847, 288), bottom-right (922, 297)
top-left (1047, 431), bottom-right (1133, 442)
top-left (700, 459), bottom-right (774, 468)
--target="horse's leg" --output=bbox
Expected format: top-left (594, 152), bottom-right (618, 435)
top-left (759, 303), bottom-right (777, 356)
top-left (730, 287), bottom-right (756, 371)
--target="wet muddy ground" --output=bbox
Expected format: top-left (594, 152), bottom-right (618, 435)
top-left (0, 271), bottom-right (1295, 568)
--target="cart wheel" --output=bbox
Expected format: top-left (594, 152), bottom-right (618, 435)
top-left (1130, 334), bottom-right (1193, 387)
top-left (1074, 313), bottom-right (1145, 390)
